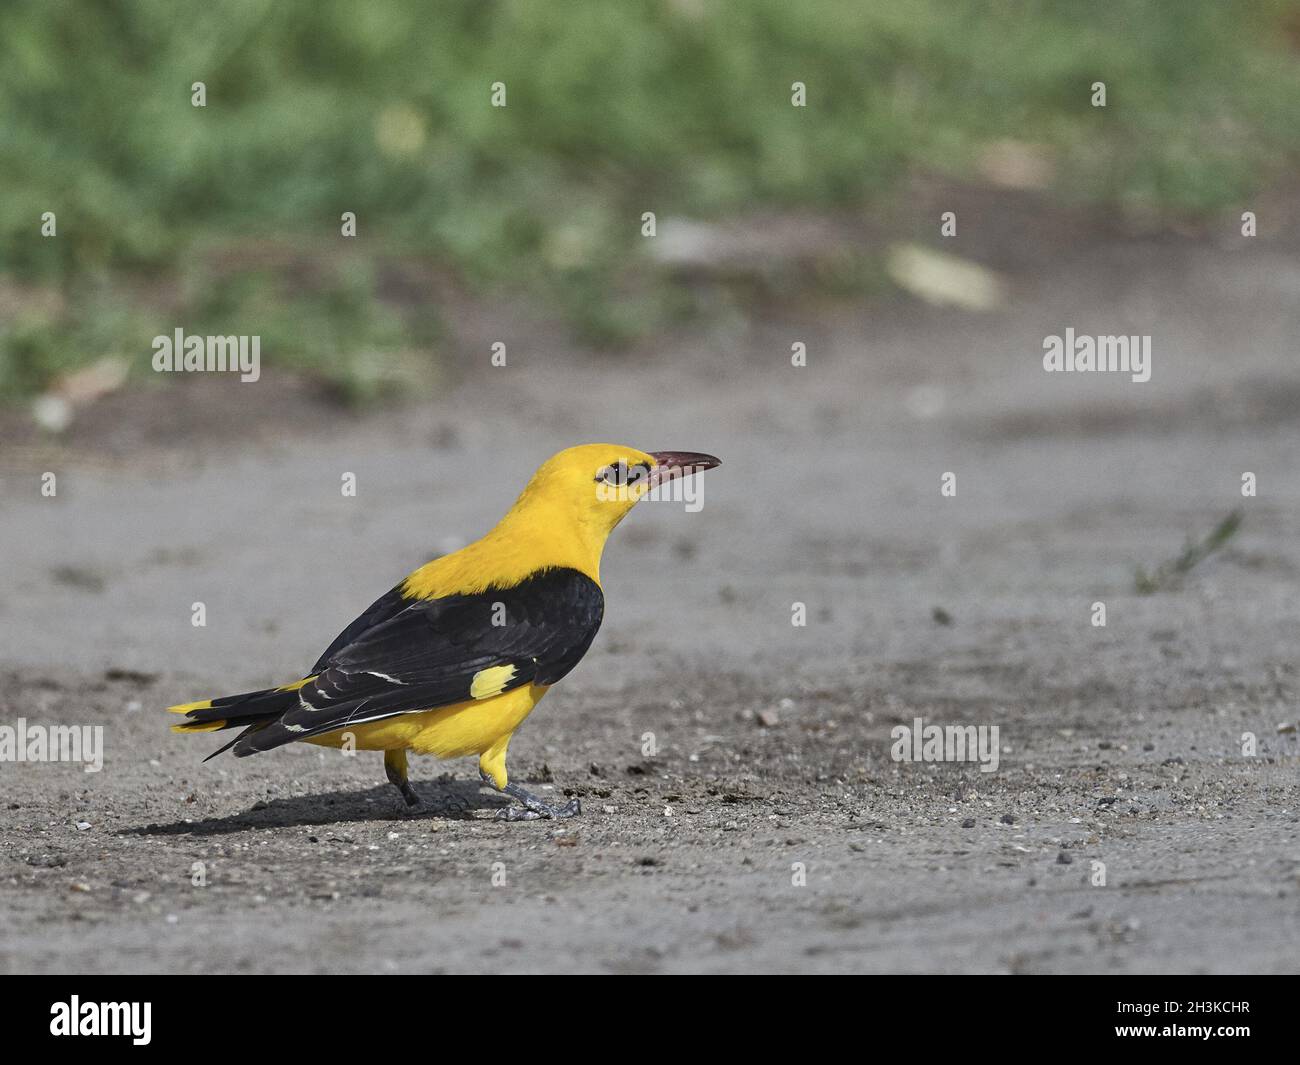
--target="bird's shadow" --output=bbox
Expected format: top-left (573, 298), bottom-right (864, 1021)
top-left (123, 779), bottom-right (510, 837)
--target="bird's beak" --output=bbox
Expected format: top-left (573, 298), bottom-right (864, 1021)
top-left (647, 451), bottom-right (722, 488)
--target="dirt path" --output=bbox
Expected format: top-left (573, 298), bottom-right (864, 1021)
top-left (3, 206), bottom-right (1300, 973)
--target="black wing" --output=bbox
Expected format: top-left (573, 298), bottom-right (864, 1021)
top-left (235, 567), bottom-right (603, 755)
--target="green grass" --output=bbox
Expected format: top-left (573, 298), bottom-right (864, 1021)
top-left (3, 0), bottom-right (1300, 400)
top-left (1134, 511), bottom-right (1244, 594)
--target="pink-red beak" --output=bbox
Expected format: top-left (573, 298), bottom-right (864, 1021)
top-left (647, 451), bottom-right (721, 488)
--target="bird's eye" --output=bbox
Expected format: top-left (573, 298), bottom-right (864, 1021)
top-left (596, 461), bottom-right (630, 486)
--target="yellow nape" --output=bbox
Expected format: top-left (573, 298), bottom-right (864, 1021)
top-left (401, 443), bottom-right (656, 600)
top-left (167, 699), bottom-right (212, 714)
top-left (305, 682), bottom-right (550, 789)
top-left (171, 719), bottom-right (226, 733)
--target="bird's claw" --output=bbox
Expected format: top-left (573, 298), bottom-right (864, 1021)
top-left (480, 770), bottom-right (581, 820)
top-left (495, 806), bottom-right (543, 822)
top-left (494, 796), bottom-right (581, 821)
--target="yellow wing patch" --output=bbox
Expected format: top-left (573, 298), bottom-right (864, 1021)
top-left (469, 664), bottom-right (517, 700)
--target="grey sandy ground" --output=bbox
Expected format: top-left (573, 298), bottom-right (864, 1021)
top-left (2, 218), bottom-right (1300, 973)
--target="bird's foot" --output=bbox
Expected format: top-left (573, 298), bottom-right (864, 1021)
top-left (495, 796), bottom-right (582, 822)
top-left (394, 786), bottom-right (422, 812)
top-left (481, 772), bottom-right (581, 821)
top-left (386, 761), bottom-right (422, 810)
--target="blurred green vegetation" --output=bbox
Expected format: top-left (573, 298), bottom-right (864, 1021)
top-left (2, 0), bottom-right (1300, 401)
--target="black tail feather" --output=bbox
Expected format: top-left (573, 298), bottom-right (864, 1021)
top-left (183, 686), bottom-right (302, 725)
top-left (170, 684), bottom-right (308, 759)
top-left (202, 721), bottom-right (273, 761)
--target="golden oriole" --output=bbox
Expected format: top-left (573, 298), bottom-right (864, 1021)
top-left (168, 444), bottom-right (720, 820)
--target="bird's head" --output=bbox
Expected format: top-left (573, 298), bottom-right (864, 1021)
top-left (514, 443), bottom-right (721, 540)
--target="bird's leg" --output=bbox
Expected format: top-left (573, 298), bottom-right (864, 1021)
top-left (478, 770), bottom-right (581, 821)
top-left (384, 749), bottom-right (421, 809)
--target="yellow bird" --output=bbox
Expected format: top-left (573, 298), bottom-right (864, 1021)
top-left (168, 444), bottom-right (720, 821)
